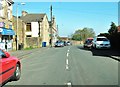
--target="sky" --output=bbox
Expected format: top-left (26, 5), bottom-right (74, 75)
top-left (13, 1), bottom-right (118, 37)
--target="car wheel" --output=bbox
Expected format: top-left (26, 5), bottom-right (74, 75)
top-left (91, 45), bottom-right (94, 49)
top-left (83, 45), bottom-right (85, 48)
top-left (11, 64), bottom-right (21, 81)
top-left (94, 45), bottom-right (97, 49)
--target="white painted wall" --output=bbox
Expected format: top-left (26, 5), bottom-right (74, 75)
top-left (31, 22), bottom-right (39, 37)
top-left (25, 32), bottom-right (32, 35)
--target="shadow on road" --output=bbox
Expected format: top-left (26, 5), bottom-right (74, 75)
top-left (77, 46), bottom-right (120, 62)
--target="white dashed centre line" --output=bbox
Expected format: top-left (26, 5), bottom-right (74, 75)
top-left (66, 64), bottom-right (69, 70)
top-left (66, 58), bottom-right (69, 70)
top-left (68, 50), bottom-right (69, 52)
top-left (66, 59), bottom-right (69, 65)
top-left (65, 48), bottom-right (72, 86)
top-left (67, 82), bottom-right (72, 87)
top-left (67, 53), bottom-right (69, 57)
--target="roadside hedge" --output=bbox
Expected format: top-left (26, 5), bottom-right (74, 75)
top-left (109, 32), bottom-right (120, 49)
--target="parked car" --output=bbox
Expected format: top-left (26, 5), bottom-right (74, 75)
top-left (66, 41), bottom-right (72, 46)
top-left (54, 40), bottom-right (64, 47)
top-left (0, 49), bottom-right (21, 86)
top-left (84, 38), bottom-right (93, 48)
top-left (92, 36), bottom-right (111, 49)
top-left (63, 41), bottom-right (67, 46)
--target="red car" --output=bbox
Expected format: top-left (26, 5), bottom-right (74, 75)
top-left (0, 49), bottom-right (21, 86)
top-left (84, 38), bottom-right (93, 48)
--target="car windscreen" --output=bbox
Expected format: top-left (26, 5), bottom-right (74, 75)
top-left (85, 39), bottom-right (93, 43)
top-left (56, 41), bottom-right (60, 43)
top-left (56, 41), bottom-right (63, 43)
top-left (97, 38), bottom-right (108, 41)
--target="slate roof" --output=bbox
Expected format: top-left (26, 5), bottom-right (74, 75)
top-left (20, 14), bottom-right (46, 23)
top-left (7, 0), bottom-right (14, 5)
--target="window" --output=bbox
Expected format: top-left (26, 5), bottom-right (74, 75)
top-left (0, 0), bottom-right (4, 17)
top-left (0, 8), bottom-right (4, 17)
top-left (9, 25), bottom-right (12, 29)
top-left (26, 35), bottom-right (31, 37)
top-left (7, 9), bottom-right (11, 20)
top-left (26, 23), bottom-right (31, 31)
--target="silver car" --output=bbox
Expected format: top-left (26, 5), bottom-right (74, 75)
top-left (92, 36), bottom-right (111, 49)
top-left (54, 41), bottom-right (64, 47)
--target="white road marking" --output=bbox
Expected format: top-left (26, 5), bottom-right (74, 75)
top-left (66, 48), bottom-right (70, 70)
top-left (66, 59), bottom-right (69, 65)
top-left (111, 56), bottom-right (119, 59)
top-left (67, 53), bottom-right (69, 57)
top-left (68, 50), bottom-right (69, 52)
top-left (67, 82), bottom-right (72, 87)
top-left (66, 64), bottom-right (69, 70)
top-left (66, 59), bottom-right (69, 70)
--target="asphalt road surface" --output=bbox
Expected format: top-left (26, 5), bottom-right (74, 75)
top-left (6, 45), bottom-right (119, 86)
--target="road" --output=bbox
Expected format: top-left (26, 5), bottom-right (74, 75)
top-left (6, 45), bottom-right (118, 86)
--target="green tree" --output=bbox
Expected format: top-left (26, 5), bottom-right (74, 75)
top-left (108, 22), bottom-right (117, 34)
top-left (72, 27), bottom-right (95, 41)
top-left (72, 34), bottom-right (82, 41)
top-left (108, 22), bottom-right (120, 49)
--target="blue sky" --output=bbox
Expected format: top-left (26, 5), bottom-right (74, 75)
top-left (13, 2), bottom-right (118, 37)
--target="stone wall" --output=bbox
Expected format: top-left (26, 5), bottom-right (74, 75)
top-left (71, 40), bottom-right (83, 45)
top-left (25, 37), bottom-right (42, 48)
top-left (12, 16), bottom-right (25, 50)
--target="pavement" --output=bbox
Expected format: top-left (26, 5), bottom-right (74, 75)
top-left (9, 47), bottom-right (49, 59)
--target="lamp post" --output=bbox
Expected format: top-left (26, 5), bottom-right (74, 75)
top-left (16, 2), bottom-right (25, 50)
top-left (50, 5), bottom-right (53, 47)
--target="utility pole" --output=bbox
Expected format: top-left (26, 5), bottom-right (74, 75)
top-left (16, 3), bottom-right (25, 50)
top-left (38, 21), bottom-right (40, 37)
top-left (118, 1), bottom-right (120, 25)
top-left (50, 5), bottom-right (53, 47)
top-left (57, 25), bottom-right (59, 37)
top-left (16, 4), bottom-right (18, 50)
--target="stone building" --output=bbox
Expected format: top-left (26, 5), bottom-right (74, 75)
top-left (49, 16), bottom-right (58, 46)
top-left (0, 0), bottom-right (14, 51)
top-left (51, 16), bottom-right (58, 44)
top-left (12, 16), bottom-right (26, 50)
top-left (20, 11), bottom-right (50, 48)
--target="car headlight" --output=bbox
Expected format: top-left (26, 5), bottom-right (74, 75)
top-left (96, 43), bottom-right (100, 46)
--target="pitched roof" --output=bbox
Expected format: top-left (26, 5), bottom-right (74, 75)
top-left (7, 0), bottom-right (14, 5)
top-left (20, 14), bottom-right (46, 23)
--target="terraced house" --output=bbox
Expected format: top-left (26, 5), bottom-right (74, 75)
top-left (12, 15), bottom-right (25, 50)
top-left (12, 10), bottom-right (58, 50)
top-left (20, 11), bottom-right (50, 48)
top-left (0, 0), bottom-right (14, 51)
top-left (50, 16), bottom-right (58, 45)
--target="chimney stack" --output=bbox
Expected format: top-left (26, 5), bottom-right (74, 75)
top-left (22, 11), bottom-right (28, 16)
top-left (52, 16), bottom-right (55, 23)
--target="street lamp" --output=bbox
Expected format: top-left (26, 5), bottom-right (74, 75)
top-left (50, 5), bottom-right (53, 47)
top-left (16, 2), bottom-right (25, 50)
